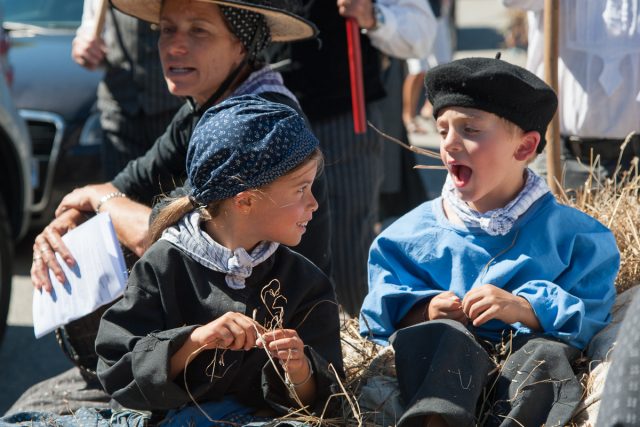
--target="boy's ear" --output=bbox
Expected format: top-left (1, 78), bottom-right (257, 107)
top-left (514, 131), bottom-right (540, 161)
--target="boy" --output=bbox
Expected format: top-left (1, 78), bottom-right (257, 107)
top-left (359, 57), bottom-right (619, 427)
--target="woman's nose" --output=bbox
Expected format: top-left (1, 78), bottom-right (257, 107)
top-left (162, 33), bottom-right (188, 56)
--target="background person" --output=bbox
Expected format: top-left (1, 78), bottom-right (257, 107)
top-left (271, 0), bottom-right (437, 316)
top-left (504, 0), bottom-right (640, 189)
top-left (72, 0), bottom-right (182, 179)
top-left (401, 0), bottom-right (453, 134)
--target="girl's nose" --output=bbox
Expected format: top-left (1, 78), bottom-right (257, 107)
top-left (308, 192), bottom-right (319, 212)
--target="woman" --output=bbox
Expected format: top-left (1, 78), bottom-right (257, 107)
top-left (15, 0), bottom-right (326, 416)
top-left (30, 0), bottom-right (326, 292)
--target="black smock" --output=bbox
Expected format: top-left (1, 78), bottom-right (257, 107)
top-left (110, 92), bottom-right (332, 278)
top-left (95, 240), bottom-right (343, 416)
top-left (391, 320), bottom-right (582, 427)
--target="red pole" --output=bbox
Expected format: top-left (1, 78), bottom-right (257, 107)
top-left (345, 18), bottom-right (366, 134)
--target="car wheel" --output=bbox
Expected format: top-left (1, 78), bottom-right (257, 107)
top-left (0, 195), bottom-right (13, 343)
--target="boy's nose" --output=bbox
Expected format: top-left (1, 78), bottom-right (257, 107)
top-left (441, 130), bottom-right (462, 152)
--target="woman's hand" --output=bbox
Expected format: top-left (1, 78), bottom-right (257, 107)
top-left (427, 291), bottom-right (468, 325)
top-left (55, 183), bottom-right (119, 217)
top-left (462, 284), bottom-right (541, 330)
top-left (31, 208), bottom-right (87, 292)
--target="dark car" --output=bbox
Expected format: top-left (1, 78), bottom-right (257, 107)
top-left (0, 7), bottom-right (34, 342)
top-left (1, 0), bottom-right (104, 227)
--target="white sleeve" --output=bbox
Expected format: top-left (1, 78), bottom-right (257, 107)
top-left (502, 0), bottom-right (544, 11)
top-left (76, 0), bottom-right (98, 38)
top-left (366, 0), bottom-right (437, 60)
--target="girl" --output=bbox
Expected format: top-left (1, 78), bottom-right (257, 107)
top-left (95, 95), bottom-right (343, 425)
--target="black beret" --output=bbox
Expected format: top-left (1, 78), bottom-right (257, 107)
top-left (425, 56), bottom-right (558, 153)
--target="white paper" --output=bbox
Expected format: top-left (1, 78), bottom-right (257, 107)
top-left (32, 212), bottom-right (128, 338)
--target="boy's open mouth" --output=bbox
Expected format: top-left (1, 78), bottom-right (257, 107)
top-left (450, 164), bottom-right (472, 187)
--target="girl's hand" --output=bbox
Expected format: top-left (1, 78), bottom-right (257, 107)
top-left (427, 291), bottom-right (468, 324)
top-left (258, 329), bottom-right (309, 378)
top-left (192, 312), bottom-right (262, 351)
top-left (461, 284), bottom-right (540, 330)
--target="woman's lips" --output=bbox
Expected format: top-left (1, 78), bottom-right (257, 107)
top-left (166, 66), bottom-right (196, 77)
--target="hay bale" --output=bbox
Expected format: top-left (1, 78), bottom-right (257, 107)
top-left (557, 165), bottom-right (640, 293)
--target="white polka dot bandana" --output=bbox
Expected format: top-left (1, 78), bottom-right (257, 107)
top-left (220, 6), bottom-right (271, 61)
top-left (187, 95), bottom-right (319, 204)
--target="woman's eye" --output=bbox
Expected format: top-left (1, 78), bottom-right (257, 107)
top-left (160, 25), bottom-right (175, 34)
top-left (191, 27), bottom-right (208, 35)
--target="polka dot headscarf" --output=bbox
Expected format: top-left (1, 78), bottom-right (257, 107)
top-left (220, 6), bottom-right (271, 62)
top-left (187, 95), bottom-right (319, 204)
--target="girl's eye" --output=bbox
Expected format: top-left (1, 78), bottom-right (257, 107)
top-left (160, 25), bottom-right (175, 35)
top-left (437, 129), bottom-right (448, 138)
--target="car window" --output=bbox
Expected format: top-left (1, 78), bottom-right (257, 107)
top-left (0, 0), bottom-right (82, 29)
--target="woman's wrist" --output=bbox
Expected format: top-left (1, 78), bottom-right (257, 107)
top-left (90, 183), bottom-right (123, 212)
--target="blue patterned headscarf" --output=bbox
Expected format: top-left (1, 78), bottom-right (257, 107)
top-left (187, 95), bottom-right (319, 204)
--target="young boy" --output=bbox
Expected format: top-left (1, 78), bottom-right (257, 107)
top-left (359, 57), bottom-right (620, 427)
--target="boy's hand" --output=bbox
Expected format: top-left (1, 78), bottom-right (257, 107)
top-left (427, 291), bottom-right (468, 325)
top-left (462, 284), bottom-right (540, 330)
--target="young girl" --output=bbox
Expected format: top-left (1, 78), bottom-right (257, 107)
top-left (95, 95), bottom-right (343, 425)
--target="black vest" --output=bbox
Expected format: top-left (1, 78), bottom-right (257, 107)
top-left (273, 2), bottom-right (386, 120)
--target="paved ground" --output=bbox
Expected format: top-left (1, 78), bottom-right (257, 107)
top-left (0, 0), bottom-right (523, 415)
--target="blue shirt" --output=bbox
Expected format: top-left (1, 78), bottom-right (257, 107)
top-left (360, 193), bottom-right (619, 349)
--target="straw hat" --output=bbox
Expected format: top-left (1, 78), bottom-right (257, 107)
top-left (110, 0), bottom-right (318, 42)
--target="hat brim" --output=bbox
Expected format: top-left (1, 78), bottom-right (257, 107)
top-left (110, 0), bottom-right (318, 42)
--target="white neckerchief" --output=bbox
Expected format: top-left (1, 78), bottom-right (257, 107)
top-left (161, 211), bottom-right (279, 289)
top-left (441, 168), bottom-right (550, 236)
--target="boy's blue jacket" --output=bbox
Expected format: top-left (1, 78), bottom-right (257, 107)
top-left (360, 193), bottom-right (619, 349)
